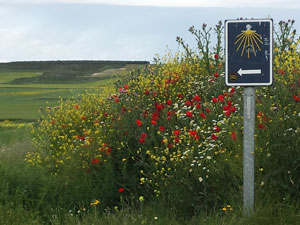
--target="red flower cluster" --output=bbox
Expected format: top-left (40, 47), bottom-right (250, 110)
top-left (211, 133), bottom-right (218, 140)
top-left (223, 101), bottom-right (236, 117)
top-left (186, 111), bottom-right (193, 117)
top-left (212, 95), bottom-right (224, 103)
top-left (91, 158), bottom-right (100, 164)
top-left (193, 95), bottom-right (201, 102)
top-left (118, 187), bottom-right (125, 193)
top-left (136, 120), bottom-right (142, 126)
top-left (258, 123), bottom-right (266, 129)
top-left (100, 144), bottom-right (112, 155)
top-left (231, 131), bottom-right (237, 141)
top-left (173, 130), bottom-right (180, 136)
top-left (139, 132), bottom-right (148, 143)
top-left (293, 95), bottom-right (300, 102)
top-left (278, 69), bottom-right (285, 75)
top-left (200, 112), bottom-right (206, 119)
top-left (185, 100), bottom-right (192, 106)
top-left (213, 126), bottom-right (221, 132)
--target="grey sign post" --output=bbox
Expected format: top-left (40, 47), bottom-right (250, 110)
top-left (225, 18), bottom-right (273, 216)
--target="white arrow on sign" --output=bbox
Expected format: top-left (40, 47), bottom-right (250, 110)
top-left (237, 68), bottom-right (261, 76)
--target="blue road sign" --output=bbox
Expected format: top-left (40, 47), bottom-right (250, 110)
top-left (225, 19), bottom-right (273, 86)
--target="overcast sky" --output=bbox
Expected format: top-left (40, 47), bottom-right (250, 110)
top-left (1, 0), bottom-right (300, 62)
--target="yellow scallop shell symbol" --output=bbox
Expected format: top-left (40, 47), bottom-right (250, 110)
top-left (235, 24), bottom-right (263, 58)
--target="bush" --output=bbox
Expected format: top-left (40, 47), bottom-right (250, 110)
top-left (26, 20), bottom-right (300, 218)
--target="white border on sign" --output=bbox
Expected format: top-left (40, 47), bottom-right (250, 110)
top-left (225, 18), bottom-right (273, 86)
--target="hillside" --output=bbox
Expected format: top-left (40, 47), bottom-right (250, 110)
top-left (0, 60), bottom-right (149, 84)
top-left (0, 60), bottom-right (149, 120)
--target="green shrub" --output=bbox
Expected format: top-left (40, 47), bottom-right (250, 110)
top-left (26, 20), bottom-right (300, 218)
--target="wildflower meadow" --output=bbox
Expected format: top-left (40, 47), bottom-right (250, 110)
top-left (1, 20), bottom-right (300, 224)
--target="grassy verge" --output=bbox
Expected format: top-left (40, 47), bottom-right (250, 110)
top-left (0, 127), bottom-right (299, 225)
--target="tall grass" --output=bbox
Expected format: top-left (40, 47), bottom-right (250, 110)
top-left (1, 127), bottom-right (300, 224)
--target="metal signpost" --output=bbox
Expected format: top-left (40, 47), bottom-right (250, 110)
top-left (225, 18), bottom-right (273, 216)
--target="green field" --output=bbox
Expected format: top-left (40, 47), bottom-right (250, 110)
top-left (0, 87), bottom-right (86, 120)
top-left (0, 61), bottom-right (147, 121)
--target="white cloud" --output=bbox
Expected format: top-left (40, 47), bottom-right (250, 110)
top-left (1, 0), bottom-right (300, 8)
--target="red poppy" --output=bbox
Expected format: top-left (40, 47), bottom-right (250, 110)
top-left (139, 137), bottom-right (145, 143)
top-left (174, 137), bottom-right (180, 143)
top-left (124, 84), bottom-right (129, 90)
top-left (193, 95), bottom-right (201, 102)
top-left (205, 108), bottom-right (210, 113)
top-left (229, 88), bottom-right (235, 97)
top-left (258, 123), bottom-right (265, 129)
top-left (218, 95), bottom-right (224, 102)
top-left (74, 104), bottom-right (79, 109)
top-left (185, 100), bottom-right (192, 106)
top-left (211, 134), bottom-right (218, 140)
top-left (91, 158), bottom-right (100, 164)
top-left (159, 126), bottom-right (165, 131)
top-left (213, 126), bottom-right (221, 132)
top-left (141, 132), bottom-right (147, 138)
top-left (50, 120), bottom-right (55, 125)
top-left (152, 112), bottom-right (159, 121)
top-left (173, 130), bottom-right (180, 136)
top-left (212, 97), bottom-right (218, 103)
top-left (151, 120), bottom-right (157, 125)
top-left (214, 72), bottom-right (219, 78)
top-left (214, 54), bottom-right (219, 59)
top-left (136, 120), bottom-right (142, 126)
top-left (194, 135), bottom-right (200, 140)
top-left (107, 147), bottom-right (112, 154)
top-left (155, 103), bottom-right (164, 112)
top-left (186, 111), bottom-right (193, 117)
top-left (225, 110), bottom-right (231, 117)
top-left (189, 130), bottom-right (197, 136)
top-left (118, 188), bottom-right (125, 193)
top-left (144, 90), bottom-right (150, 95)
top-left (293, 95), bottom-right (300, 102)
top-left (278, 69), bottom-right (285, 75)
top-left (167, 99), bottom-right (172, 105)
top-left (231, 106), bottom-right (236, 112)
top-left (114, 98), bottom-right (119, 103)
top-left (196, 103), bottom-right (201, 109)
top-left (80, 136), bottom-right (85, 141)
top-left (231, 132), bottom-right (237, 141)
top-left (200, 112), bottom-right (206, 119)
top-left (177, 93), bottom-right (183, 99)
top-left (81, 116), bottom-right (87, 120)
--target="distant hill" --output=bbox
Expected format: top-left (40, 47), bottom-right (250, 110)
top-left (0, 60), bottom-right (149, 84)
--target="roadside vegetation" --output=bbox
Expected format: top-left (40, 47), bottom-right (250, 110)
top-left (1, 20), bottom-right (300, 224)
